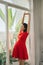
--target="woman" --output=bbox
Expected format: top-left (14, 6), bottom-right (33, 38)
top-left (12, 13), bottom-right (30, 65)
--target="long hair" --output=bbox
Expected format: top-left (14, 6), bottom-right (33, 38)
top-left (22, 23), bottom-right (27, 32)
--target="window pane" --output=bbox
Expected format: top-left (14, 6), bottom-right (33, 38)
top-left (8, 6), bottom-right (30, 51)
top-left (8, 7), bottom-right (25, 51)
top-left (8, 7), bottom-right (30, 63)
top-left (0, 4), bottom-right (6, 65)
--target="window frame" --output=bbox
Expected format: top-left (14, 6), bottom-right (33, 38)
top-left (0, 1), bottom-right (31, 65)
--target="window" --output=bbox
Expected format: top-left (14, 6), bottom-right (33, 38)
top-left (8, 6), bottom-right (25, 50)
top-left (0, 4), bottom-right (6, 65)
top-left (0, 0), bottom-right (31, 65)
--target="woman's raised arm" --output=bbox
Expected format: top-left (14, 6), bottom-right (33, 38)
top-left (27, 13), bottom-right (30, 33)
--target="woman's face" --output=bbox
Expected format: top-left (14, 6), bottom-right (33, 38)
top-left (20, 24), bottom-right (24, 31)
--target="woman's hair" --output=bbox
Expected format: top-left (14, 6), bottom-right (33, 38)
top-left (22, 23), bottom-right (27, 32)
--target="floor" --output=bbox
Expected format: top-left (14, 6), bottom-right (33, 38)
top-left (11, 62), bottom-right (30, 65)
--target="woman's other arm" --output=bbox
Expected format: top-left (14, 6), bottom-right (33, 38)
top-left (27, 13), bottom-right (30, 33)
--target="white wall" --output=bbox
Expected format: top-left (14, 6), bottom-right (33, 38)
top-left (40, 0), bottom-right (43, 65)
top-left (30, 0), bottom-right (35, 65)
top-left (33, 0), bottom-right (41, 65)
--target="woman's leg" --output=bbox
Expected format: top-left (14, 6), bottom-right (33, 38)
top-left (21, 60), bottom-right (24, 65)
top-left (19, 59), bottom-right (24, 65)
top-left (19, 60), bottom-right (21, 65)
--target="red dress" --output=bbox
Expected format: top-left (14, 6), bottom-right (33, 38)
top-left (12, 31), bottom-right (29, 60)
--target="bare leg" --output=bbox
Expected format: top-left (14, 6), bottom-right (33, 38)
top-left (19, 59), bottom-right (24, 65)
top-left (19, 60), bottom-right (21, 65)
top-left (21, 60), bottom-right (24, 65)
